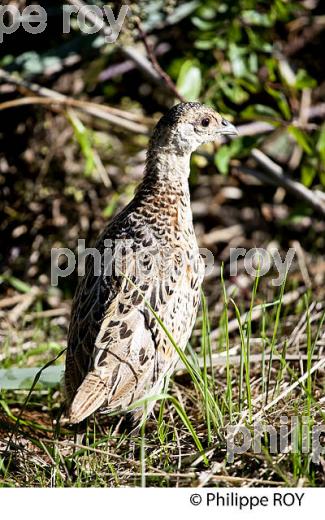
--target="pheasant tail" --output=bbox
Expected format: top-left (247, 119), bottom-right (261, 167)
top-left (67, 372), bottom-right (107, 424)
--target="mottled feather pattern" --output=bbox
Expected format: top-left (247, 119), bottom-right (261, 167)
top-left (64, 102), bottom-right (237, 426)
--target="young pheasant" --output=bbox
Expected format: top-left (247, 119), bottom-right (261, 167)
top-left (65, 102), bottom-right (237, 426)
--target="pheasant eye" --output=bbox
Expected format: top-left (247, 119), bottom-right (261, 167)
top-left (201, 117), bottom-right (210, 127)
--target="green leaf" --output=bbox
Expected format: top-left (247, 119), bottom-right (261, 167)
top-left (287, 126), bottom-right (313, 155)
top-left (214, 139), bottom-right (242, 175)
top-left (245, 27), bottom-right (273, 52)
top-left (195, 36), bottom-right (226, 50)
top-left (301, 164), bottom-right (317, 187)
top-left (316, 125), bottom-right (325, 166)
top-left (16, 51), bottom-right (44, 74)
top-left (241, 104), bottom-right (280, 120)
top-left (0, 365), bottom-right (63, 390)
top-left (219, 79), bottom-right (249, 104)
top-left (191, 16), bottom-right (216, 31)
top-left (266, 86), bottom-right (291, 120)
top-left (242, 10), bottom-right (273, 27)
top-left (176, 59), bottom-right (202, 101)
top-left (67, 112), bottom-right (95, 176)
top-left (215, 146), bottom-right (232, 175)
top-left (265, 57), bottom-right (277, 81)
top-left (228, 43), bottom-right (247, 78)
top-left (320, 171), bottom-right (325, 187)
top-left (166, 0), bottom-right (199, 25)
top-left (102, 193), bottom-right (120, 218)
top-left (0, 275), bottom-right (32, 293)
top-left (295, 69), bottom-right (317, 90)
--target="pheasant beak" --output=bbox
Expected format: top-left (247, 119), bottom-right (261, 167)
top-left (219, 119), bottom-right (238, 136)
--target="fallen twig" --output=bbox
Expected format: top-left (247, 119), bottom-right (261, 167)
top-left (0, 294), bottom-right (29, 309)
top-left (8, 287), bottom-right (40, 324)
top-left (243, 148), bottom-right (325, 218)
top-left (174, 352), bottom-right (321, 375)
top-left (0, 94), bottom-right (149, 134)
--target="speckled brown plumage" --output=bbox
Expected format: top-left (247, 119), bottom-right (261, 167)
top-left (64, 102), bottom-right (237, 426)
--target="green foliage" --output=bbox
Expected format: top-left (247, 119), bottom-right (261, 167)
top-left (176, 59), bottom-right (202, 101)
top-left (214, 138), bottom-right (243, 175)
top-left (2, 0), bottom-right (323, 189)
top-left (169, 0), bottom-right (324, 187)
top-left (67, 112), bottom-right (96, 177)
top-left (287, 126), bottom-right (313, 155)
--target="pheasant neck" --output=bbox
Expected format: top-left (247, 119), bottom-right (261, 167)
top-left (134, 150), bottom-right (194, 235)
top-left (142, 150), bottom-right (190, 196)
